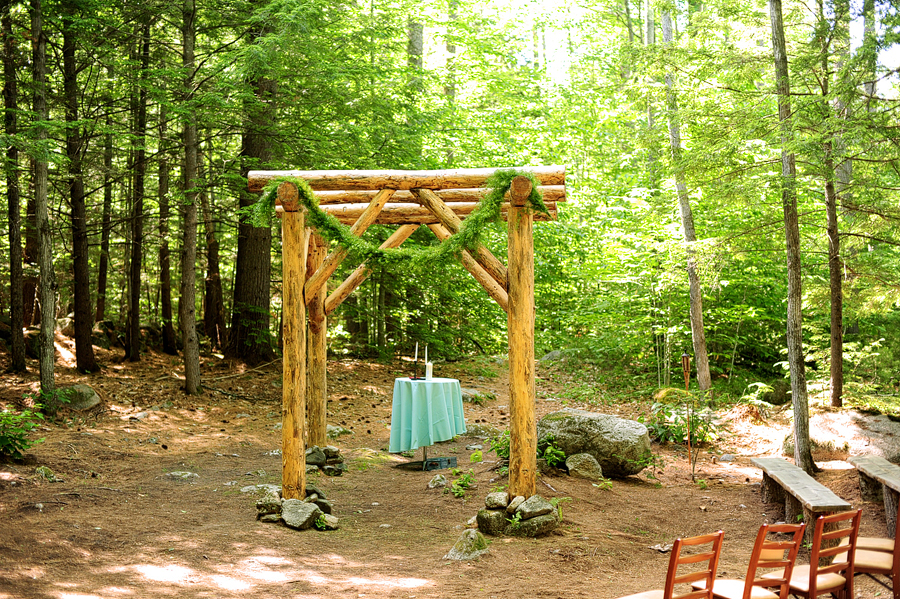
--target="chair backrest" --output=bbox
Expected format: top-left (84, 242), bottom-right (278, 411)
top-left (742, 522), bottom-right (806, 599)
top-left (663, 530), bottom-right (725, 599)
top-left (808, 510), bottom-right (862, 597)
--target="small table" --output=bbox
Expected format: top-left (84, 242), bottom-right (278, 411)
top-left (388, 377), bottom-right (466, 457)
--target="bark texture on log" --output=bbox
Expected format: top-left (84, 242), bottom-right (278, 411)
top-left (506, 177), bottom-right (536, 500)
top-left (281, 183), bottom-right (307, 500)
top-left (278, 202), bottom-right (558, 224)
top-left (306, 232), bottom-right (327, 448)
top-left (312, 185), bottom-right (565, 204)
top-left (249, 165), bottom-right (565, 192)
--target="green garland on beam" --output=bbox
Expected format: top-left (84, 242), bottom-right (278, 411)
top-left (244, 169), bottom-right (550, 267)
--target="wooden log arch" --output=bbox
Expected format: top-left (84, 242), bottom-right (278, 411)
top-left (249, 166), bottom-right (566, 502)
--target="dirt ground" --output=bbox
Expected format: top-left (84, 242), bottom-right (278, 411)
top-left (0, 342), bottom-right (893, 599)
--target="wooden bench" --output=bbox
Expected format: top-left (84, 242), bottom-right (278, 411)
top-left (752, 457), bottom-right (851, 540)
top-left (849, 454), bottom-right (900, 538)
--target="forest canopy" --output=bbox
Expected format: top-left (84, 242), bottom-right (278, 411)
top-left (1, 0), bottom-right (899, 412)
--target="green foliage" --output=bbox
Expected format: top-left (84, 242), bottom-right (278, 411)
top-left (592, 478), bottom-right (613, 491)
top-left (537, 434), bottom-right (566, 468)
top-left (489, 430), bottom-right (510, 460)
top-left (506, 511), bottom-right (523, 531)
top-left (469, 450), bottom-right (483, 463)
top-left (548, 496), bottom-right (571, 520)
top-left (0, 406), bottom-right (45, 460)
top-left (314, 514), bottom-right (328, 530)
top-left (640, 402), bottom-right (718, 446)
top-left (447, 469), bottom-right (476, 498)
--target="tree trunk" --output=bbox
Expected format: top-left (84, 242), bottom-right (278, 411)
top-left (3, 0), bottom-right (25, 372)
top-left (125, 18), bottom-right (150, 362)
top-left (661, 11), bottom-right (711, 392)
top-left (96, 126), bottom-right (112, 322)
top-left (63, 5), bottom-right (99, 373)
top-left (227, 73), bottom-right (275, 365)
top-left (820, 2), bottom-right (844, 407)
top-left (32, 0), bottom-right (55, 400)
top-left (770, 0), bottom-right (814, 474)
top-left (200, 148), bottom-right (226, 349)
top-left (181, 0), bottom-right (201, 394)
top-left (158, 105), bottom-right (177, 354)
top-left (645, 0), bottom-right (658, 191)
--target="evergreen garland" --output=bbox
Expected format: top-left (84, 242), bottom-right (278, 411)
top-left (244, 169), bottom-right (550, 267)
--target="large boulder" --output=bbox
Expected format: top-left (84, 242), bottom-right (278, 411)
top-left (64, 384), bottom-right (102, 411)
top-left (537, 408), bottom-right (652, 477)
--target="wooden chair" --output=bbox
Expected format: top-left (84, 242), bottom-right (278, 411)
top-left (834, 504), bottom-right (900, 599)
top-left (689, 522), bottom-right (806, 599)
top-left (615, 531), bottom-right (724, 599)
top-left (763, 510), bottom-right (861, 599)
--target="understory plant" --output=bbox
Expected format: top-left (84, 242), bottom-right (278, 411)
top-left (0, 405), bottom-right (45, 460)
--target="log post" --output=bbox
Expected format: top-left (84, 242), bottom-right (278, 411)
top-left (280, 182), bottom-right (307, 500)
top-left (306, 232), bottom-right (328, 448)
top-left (507, 176), bottom-right (536, 500)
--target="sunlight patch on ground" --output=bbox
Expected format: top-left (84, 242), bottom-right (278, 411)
top-left (58, 594), bottom-right (103, 599)
top-left (97, 588), bottom-right (133, 595)
top-left (131, 564), bottom-right (195, 584)
top-left (209, 575), bottom-right (252, 591)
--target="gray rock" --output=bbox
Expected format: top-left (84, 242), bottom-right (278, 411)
top-left (465, 423), bottom-right (502, 439)
top-left (509, 513), bottom-right (559, 537)
top-left (321, 514), bottom-right (339, 530)
top-left (539, 350), bottom-right (564, 362)
top-left (461, 388), bottom-right (495, 404)
top-left (506, 496), bottom-right (525, 514)
top-left (443, 529), bottom-right (489, 560)
top-left (64, 384), bottom-right (102, 411)
top-left (281, 499), bottom-right (322, 530)
top-left (326, 424), bottom-right (352, 439)
top-left (323, 446), bottom-right (341, 459)
top-left (306, 484), bottom-right (327, 500)
top-left (565, 453), bottom-right (604, 481)
top-left (131, 412), bottom-right (149, 421)
top-left (718, 454), bottom-right (735, 463)
top-left (322, 465), bottom-right (343, 477)
top-left (484, 492), bottom-right (509, 509)
top-left (537, 408), bottom-right (652, 477)
top-left (256, 492), bottom-right (282, 516)
top-left (465, 444), bottom-right (483, 451)
top-left (306, 465), bottom-right (319, 475)
top-left (476, 509), bottom-right (508, 536)
top-left (259, 514), bottom-right (281, 523)
top-left (515, 495), bottom-right (553, 520)
top-left (306, 446), bottom-right (327, 466)
top-left (312, 498), bottom-right (333, 515)
top-left (428, 474), bottom-right (448, 489)
top-left (240, 483), bottom-right (281, 495)
top-left (57, 316), bottom-right (75, 337)
top-left (165, 471), bottom-right (199, 481)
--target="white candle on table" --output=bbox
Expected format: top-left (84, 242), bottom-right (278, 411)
top-left (425, 362), bottom-right (433, 379)
top-left (414, 342), bottom-right (418, 362)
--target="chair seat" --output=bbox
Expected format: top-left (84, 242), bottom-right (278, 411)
top-left (763, 564), bottom-right (846, 594)
top-left (839, 535), bottom-right (894, 553)
top-left (832, 547), bottom-right (893, 574)
top-left (614, 590), bottom-right (664, 599)
top-left (689, 578), bottom-right (780, 599)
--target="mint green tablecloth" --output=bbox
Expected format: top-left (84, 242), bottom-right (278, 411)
top-left (389, 377), bottom-right (467, 453)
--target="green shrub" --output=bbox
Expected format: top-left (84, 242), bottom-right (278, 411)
top-left (0, 406), bottom-right (45, 459)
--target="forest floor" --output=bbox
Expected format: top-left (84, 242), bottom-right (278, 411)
top-left (0, 340), bottom-right (893, 599)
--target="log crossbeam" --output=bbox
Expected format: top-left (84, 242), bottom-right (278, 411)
top-left (325, 224), bottom-right (419, 316)
top-left (427, 224), bottom-right (509, 313)
top-left (304, 188), bottom-right (394, 304)
top-left (412, 188), bottom-right (508, 289)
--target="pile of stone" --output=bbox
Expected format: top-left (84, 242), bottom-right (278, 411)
top-left (476, 493), bottom-right (558, 537)
top-left (305, 445), bottom-right (346, 476)
top-left (253, 483), bottom-right (339, 531)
